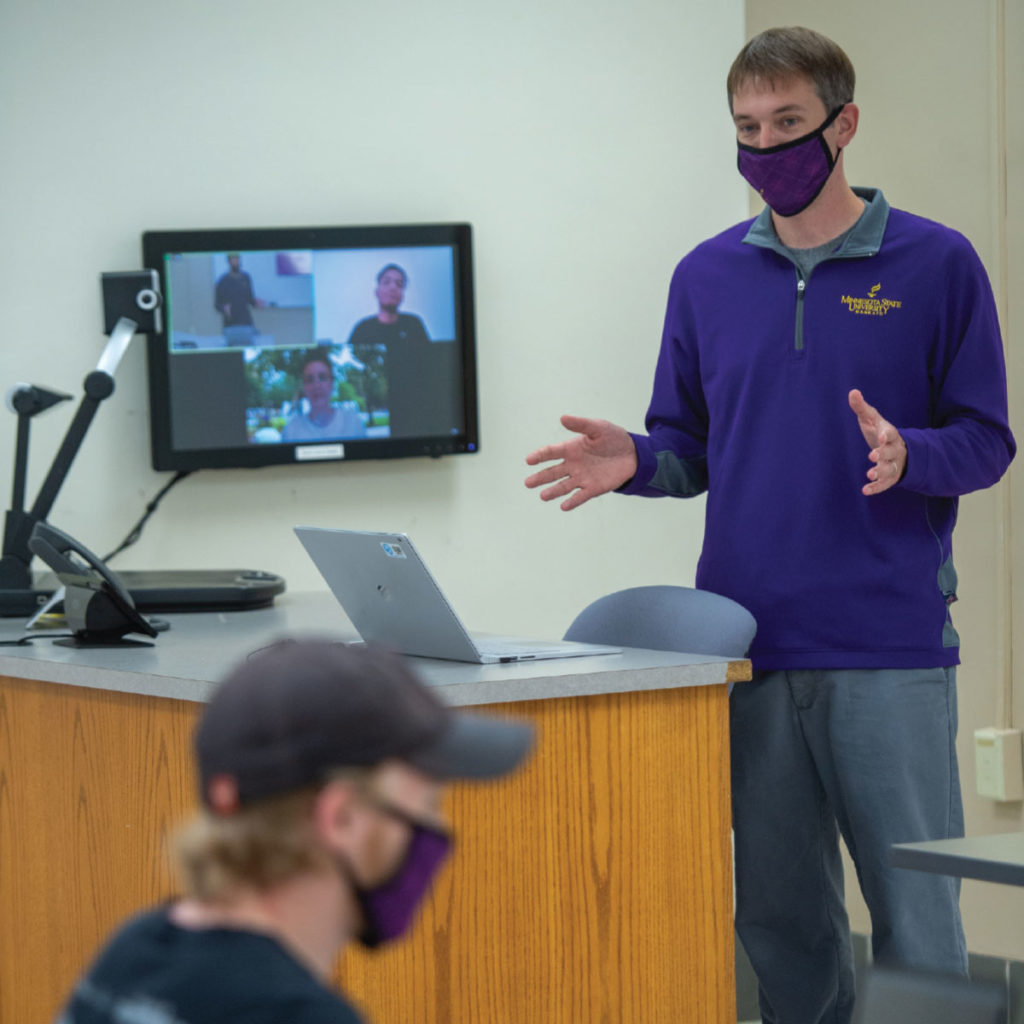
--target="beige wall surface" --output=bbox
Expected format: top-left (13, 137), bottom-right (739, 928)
top-left (745, 0), bottom-right (1023, 959)
top-left (1007, 0), bottom-right (1024, 822)
top-left (0, 1), bottom-right (745, 639)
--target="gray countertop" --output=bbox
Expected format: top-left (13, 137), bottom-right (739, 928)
top-left (0, 590), bottom-right (748, 708)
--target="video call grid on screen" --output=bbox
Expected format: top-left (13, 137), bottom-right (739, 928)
top-left (142, 224), bottom-right (478, 471)
top-left (164, 245), bottom-right (456, 352)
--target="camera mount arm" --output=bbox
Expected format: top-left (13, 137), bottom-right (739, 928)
top-left (0, 317), bottom-right (140, 590)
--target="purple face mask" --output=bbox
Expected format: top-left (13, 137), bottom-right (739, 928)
top-left (345, 808), bottom-right (452, 949)
top-left (737, 105), bottom-right (844, 217)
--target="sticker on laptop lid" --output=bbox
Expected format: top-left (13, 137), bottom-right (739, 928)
top-left (381, 542), bottom-right (407, 559)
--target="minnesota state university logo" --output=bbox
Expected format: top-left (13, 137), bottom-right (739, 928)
top-left (840, 282), bottom-right (903, 316)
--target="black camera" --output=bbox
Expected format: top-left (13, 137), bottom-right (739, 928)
top-left (101, 270), bottom-right (163, 335)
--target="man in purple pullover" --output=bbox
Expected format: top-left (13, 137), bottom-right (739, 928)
top-left (525, 26), bottom-right (1015, 1024)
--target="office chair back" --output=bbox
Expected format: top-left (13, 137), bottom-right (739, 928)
top-left (563, 585), bottom-right (756, 657)
top-left (852, 967), bottom-right (1006, 1024)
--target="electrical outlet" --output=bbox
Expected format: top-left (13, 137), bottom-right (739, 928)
top-left (973, 727), bottom-right (1024, 801)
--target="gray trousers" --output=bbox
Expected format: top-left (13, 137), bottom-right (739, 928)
top-left (730, 668), bottom-right (968, 1024)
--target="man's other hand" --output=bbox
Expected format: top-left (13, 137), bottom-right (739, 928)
top-left (849, 389), bottom-right (907, 496)
top-left (525, 414), bottom-right (638, 511)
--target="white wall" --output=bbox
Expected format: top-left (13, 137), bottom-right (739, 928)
top-left (0, 0), bottom-right (746, 636)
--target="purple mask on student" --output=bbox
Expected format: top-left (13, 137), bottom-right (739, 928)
top-left (347, 814), bottom-right (452, 949)
top-left (736, 105), bottom-right (844, 217)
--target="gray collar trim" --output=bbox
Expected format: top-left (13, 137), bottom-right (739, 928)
top-left (741, 187), bottom-right (890, 261)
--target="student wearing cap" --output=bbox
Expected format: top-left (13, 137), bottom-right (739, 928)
top-left (56, 640), bottom-right (534, 1024)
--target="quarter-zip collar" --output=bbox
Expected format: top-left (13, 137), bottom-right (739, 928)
top-left (741, 187), bottom-right (891, 261)
top-left (741, 188), bottom-right (891, 354)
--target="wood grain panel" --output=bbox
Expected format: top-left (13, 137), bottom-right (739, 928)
top-left (0, 674), bottom-right (734, 1024)
top-left (0, 675), bottom-right (199, 1023)
top-left (339, 685), bottom-right (735, 1023)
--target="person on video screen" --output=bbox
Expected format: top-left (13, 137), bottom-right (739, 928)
top-left (346, 264), bottom-right (445, 438)
top-left (347, 264), bottom-right (430, 351)
top-left (215, 252), bottom-right (266, 346)
top-left (281, 348), bottom-right (367, 442)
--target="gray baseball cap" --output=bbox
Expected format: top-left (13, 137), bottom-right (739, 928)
top-left (196, 638), bottom-right (534, 809)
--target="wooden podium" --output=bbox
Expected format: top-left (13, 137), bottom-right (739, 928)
top-left (0, 595), bottom-right (745, 1023)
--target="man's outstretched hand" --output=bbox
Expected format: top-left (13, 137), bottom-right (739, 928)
top-left (848, 389), bottom-right (907, 496)
top-left (525, 414), bottom-right (638, 511)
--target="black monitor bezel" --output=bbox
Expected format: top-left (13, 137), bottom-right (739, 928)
top-left (141, 222), bottom-right (478, 472)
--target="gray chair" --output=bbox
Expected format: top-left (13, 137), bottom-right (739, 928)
top-left (852, 967), bottom-right (1007, 1024)
top-left (563, 584), bottom-right (756, 657)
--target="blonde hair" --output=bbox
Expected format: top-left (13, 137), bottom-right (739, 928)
top-left (173, 768), bottom-right (372, 902)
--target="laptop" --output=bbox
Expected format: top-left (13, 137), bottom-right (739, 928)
top-left (294, 527), bottom-right (621, 664)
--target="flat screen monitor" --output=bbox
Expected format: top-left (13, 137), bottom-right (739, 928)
top-left (141, 222), bottom-right (478, 471)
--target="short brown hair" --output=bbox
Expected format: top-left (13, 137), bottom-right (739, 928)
top-left (727, 27), bottom-right (855, 113)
